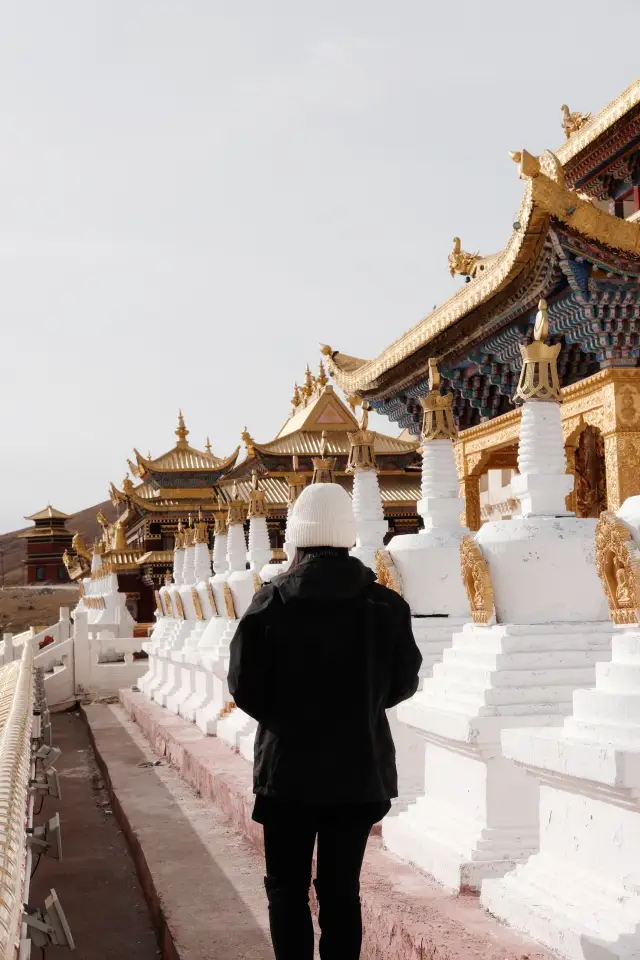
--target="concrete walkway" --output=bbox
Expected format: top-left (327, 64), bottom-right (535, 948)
top-left (30, 710), bottom-right (160, 960)
top-left (84, 702), bottom-right (272, 960)
top-left (112, 690), bottom-right (557, 960)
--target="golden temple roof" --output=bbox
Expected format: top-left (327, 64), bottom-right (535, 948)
top-left (133, 412), bottom-right (239, 476)
top-left (24, 505), bottom-right (72, 522)
top-left (325, 149), bottom-right (640, 398)
top-left (243, 384), bottom-right (419, 458)
top-left (217, 473), bottom-right (420, 508)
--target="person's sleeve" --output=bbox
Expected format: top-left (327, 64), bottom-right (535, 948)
top-left (386, 595), bottom-right (423, 708)
top-left (227, 586), bottom-right (275, 723)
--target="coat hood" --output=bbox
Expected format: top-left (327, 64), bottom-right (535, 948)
top-left (273, 554), bottom-right (376, 603)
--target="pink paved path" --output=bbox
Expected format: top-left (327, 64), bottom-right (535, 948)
top-left (119, 689), bottom-right (556, 960)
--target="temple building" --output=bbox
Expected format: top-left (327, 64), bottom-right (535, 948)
top-left (19, 505), bottom-right (73, 583)
top-left (322, 80), bottom-right (640, 530)
top-left (217, 363), bottom-right (421, 549)
top-left (63, 374), bottom-right (420, 626)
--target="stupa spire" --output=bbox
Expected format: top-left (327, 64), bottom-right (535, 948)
top-left (511, 299), bottom-right (572, 517)
top-left (312, 431), bottom-right (336, 484)
top-left (515, 299), bottom-right (561, 404)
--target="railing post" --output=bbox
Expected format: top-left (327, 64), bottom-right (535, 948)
top-left (73, 611), bottom-right (89, 696)
top-left (2, 634), bottom-right (13, 664)
top-left (59, 607), bottom-right (71, 642)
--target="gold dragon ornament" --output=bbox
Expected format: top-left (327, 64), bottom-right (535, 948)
top-left (561, 104), bottom-right (591, 140)
top-left (448, 237), bottom-right (484, 280)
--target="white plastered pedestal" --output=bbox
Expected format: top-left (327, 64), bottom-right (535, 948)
top-left (482, 623), bottom-right (640, 960)
top-left (216, 570), bottom-right (260, 749)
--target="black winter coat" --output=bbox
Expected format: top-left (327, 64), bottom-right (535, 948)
top-left (227, 554), bottom-right (422, 806)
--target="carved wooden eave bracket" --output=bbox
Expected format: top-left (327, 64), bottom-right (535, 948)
top-left (322, 154), bottom-right (640, 399)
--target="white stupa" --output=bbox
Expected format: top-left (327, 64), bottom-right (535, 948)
top-left (347, 403), bottom-right (388, 570)
top-left (383, 300), bottom-right (611, 892)
top-left (483, 497), bottom-right (640, 959)
top-left (383, 359), bottom-right (471, 675)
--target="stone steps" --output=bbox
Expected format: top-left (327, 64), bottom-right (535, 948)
top-left (112, 688), bottom-right (557, 960)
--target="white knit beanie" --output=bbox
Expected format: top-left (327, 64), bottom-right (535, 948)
top-left (287, 483), bottom-right (356, 549)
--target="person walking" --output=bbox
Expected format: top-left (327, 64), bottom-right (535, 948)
top-left (228, 482), bottom-right (422, 960)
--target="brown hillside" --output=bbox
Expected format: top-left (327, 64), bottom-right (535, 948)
top-left (0, 500), bottom-right (117, 587)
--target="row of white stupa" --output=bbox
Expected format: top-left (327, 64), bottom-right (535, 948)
top-left (80, 301), bottom-right (640, 960)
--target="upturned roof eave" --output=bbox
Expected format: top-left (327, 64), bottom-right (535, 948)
top-left (326, 166), bottom-right (640, 400)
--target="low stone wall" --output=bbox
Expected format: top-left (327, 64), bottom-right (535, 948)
top-left (120, 688), bottom-right (554, 960)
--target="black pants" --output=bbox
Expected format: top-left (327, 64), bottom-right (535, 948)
top-left (262, 806), bottom-right (374, 960)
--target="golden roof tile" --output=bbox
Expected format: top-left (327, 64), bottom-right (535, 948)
top-left (24, 505), bottom-right (72, 522)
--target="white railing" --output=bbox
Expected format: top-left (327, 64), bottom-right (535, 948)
top-left (0, 642), bottom-right (34, 959)
top-left (20, 611), bottom-right (148, 707)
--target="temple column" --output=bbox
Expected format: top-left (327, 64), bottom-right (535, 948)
top-left (460, 475), bottom-right (481, 531)
top-left (602, 373), bottom-right (640, 512)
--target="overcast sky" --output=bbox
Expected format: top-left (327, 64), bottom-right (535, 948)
top-left (1, 1), bottom-right (637, 533)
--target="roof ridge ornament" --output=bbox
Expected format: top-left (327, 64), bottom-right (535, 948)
top-left (515, 299), bottom-right (562, 403)
top-left (561, 103), bottom-right (591, 140)
top-left (420, 360), bottom-right (457, 441)
top-left (448, 236), bottom-right (484, 281)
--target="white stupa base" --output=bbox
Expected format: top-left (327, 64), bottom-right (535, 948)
top-left (387, 617), bottom-right (465, 814)
top-left (383, 620), bottom-right (612, 891)
top-left (412, 616), bottom-right (467, 679)
top-left (383, 740), bottom-right (540, 890)
top-left (194, 654), bottom-right (231, 736)
top-left (386, 529), bottom-right (470, 618)
top-left (216, 708), bottom-right (256, 750)
top-left (147, 622), bottom-right (191, 702)
top-left (239, 726), bottom-right (257, 763)
top-left (165, 625), bottom-right (207, 714)
top-left (351, 543), bottom-right (384, 571)
top-left (482, 625), bottom-right (640, 959)
top-left (483, 729), bottom-right (640, 958)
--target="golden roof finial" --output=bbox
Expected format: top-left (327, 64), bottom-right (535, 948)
top-left (292, 383), bottom-right (302, 408)
top-left (515, 299), bottom-right (561, 403)
top-left (420, 361), bottom-right (457, 441)
top-left (194, 507), bottom-right (209, 544)
top-left (301, 364), bottom-right (316, 400)
top-left (312, 431), bottom-right (337, 484)
top-left (347, 403), bottom-right (377, 473)
top-left (248, 470), bottom-right (268, 519)
top-left (227, 482), bottom-right (245, 525)
top-left (319, 344), bottom-right (333, 357)
top-left (205, 436), bottom-right (212, 455)
top-left (176, 410), bottom-right (189, 448)
top-left (317, 360), bottom-right (329, 389)
top-left (122, 473), bottom-right (134, 494)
